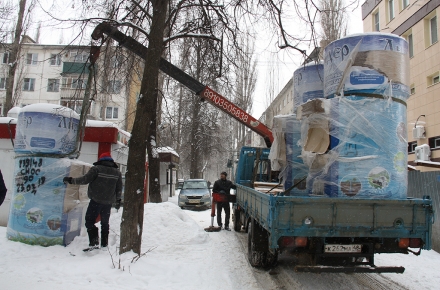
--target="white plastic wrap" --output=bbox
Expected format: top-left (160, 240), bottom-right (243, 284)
top-left (324, 33), bottom-right (410, 101)
top-left (293, 61), bottom-right (324, 111)
top-left (298, 96), bottom-right (408, 198)
top-left (269, 115), bottom-right (309, 196)
top-left (14, 103), bottom-right (80, 155)
top-left (7, 157), bottom-right (91, 246)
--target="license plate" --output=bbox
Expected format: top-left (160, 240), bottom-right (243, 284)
top-left (324, 244), bottom-right (362, 253)
top-left (188, 199), bottom-right (200, 204)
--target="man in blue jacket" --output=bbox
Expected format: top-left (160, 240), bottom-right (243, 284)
top-left (212, 171), bottom-right (236, 230)
top-left (64, 152), bottom-right (122, 251)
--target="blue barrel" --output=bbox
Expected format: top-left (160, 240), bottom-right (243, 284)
top-left (293, 62), bottom-right (324, 111)
top-left (283, 115), bottom-right (309, 196)
top-left (14, 103), bottom-right (80, 155)
top-left (324, 33), bottom-right (410, 101)
top-left (325, 96), bottom-right (408, 198)
top-left (7, 157), bottom-right (90, 246)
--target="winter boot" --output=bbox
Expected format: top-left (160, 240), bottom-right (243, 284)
top-left (101, 231), bottom-right (109, 249)
top-left (86, 227), bottom-right (99, 248)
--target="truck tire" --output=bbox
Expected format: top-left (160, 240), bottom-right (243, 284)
top-left (233, 209), bottom-right (241, 232)
top-left (248, 219), bottom-right (264, 267)
top-left (247, 219), bottom-right (278, 267)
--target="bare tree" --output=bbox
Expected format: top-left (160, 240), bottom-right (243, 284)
top-left (38, 0), bottom-right (355, 256)
top-left (4, 0), bottom-right (27, 115)
top-left (320, 0), bottom-right (348, 48)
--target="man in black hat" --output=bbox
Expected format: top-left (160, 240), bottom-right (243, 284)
top-left (212, 171), bottom-right (236, 230)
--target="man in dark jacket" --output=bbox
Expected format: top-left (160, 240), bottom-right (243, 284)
top-left (0, 170), bottom-right (7, 206)
top-left (63, 152), bottom-right (122, 250)
top-left (212, 171), bottom-right (236, 230)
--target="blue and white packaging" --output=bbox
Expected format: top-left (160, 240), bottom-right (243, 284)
top-left (324, 96), bottom-right (408, 198)
top-left (14, 103), bottom-right (80, 155)
top-left (293, 62), bottom-right (324, 111)
top-left (324, 33), bottom-right (410, 101)
top-left (7, 157), bottom-right (91, 246)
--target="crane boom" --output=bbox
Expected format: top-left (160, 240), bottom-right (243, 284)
top-left (91, 22), bottom-right (273, 147)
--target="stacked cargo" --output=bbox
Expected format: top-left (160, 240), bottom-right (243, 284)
top-left (7, 104), bottom-right (91, 246)
top-left (274, 33), bottom-right (410, 199)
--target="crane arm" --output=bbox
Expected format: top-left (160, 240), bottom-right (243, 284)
top-left (91, 22), bottom-right (273, 147)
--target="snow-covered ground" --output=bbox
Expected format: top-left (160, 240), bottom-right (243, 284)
top-left (1, 194), bottom-right (440, 290)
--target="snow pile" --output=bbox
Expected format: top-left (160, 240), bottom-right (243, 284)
top-left (1, 195), bottom-right (440, 290)
top-left (0, 198), bottom-right (258, 290)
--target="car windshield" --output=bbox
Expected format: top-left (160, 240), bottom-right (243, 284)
top-left (182, 181), bottom-right (207, 189)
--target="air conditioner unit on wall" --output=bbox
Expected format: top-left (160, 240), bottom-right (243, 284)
top-left (413, 126), bottom-right (425, 139)
top-left (415, 144), bottom-right (431, 162)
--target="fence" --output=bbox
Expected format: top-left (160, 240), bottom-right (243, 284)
top-left (408, 170), bottom-right (440, 251)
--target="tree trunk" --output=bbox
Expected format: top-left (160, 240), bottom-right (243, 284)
top-left (4, 0), bottom-right (26, 114)
top-left (189, 41), bottom-right (202, 179)
top-left (119, 0), bottom-right (168, 255)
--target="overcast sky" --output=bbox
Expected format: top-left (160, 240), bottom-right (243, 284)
top-left (27, 0), bottom-right (365, 119)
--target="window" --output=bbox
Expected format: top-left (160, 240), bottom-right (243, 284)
top-left (106, 80), bottom-right (121, 94)
top-left (430, 16), bottom-right (438, 45)
top-left (106, 107), bottom-right (119, 119)
top-left (47, 79), bottom-right (60, 92)
top-left (26, 53), bottom-right (38, 65)
top-left (70, 52), bottom-right (88, 63)
top-left (71, 78), bottom-right (87, 89)
top-left (408, 141), bottom-right (417, 154)
top-left (23, 78), bottom-right (35, 91)
top-left (374, 11), bottom-right (380, 31)
top-left (2, 52), bottom-right (9, 64)
top-left (0, 77), bottom-right (7, 89)
top-left (388, 0), bottom-right (394, 21)
top-left (410, 84), bottom-right (415, 94)
top-left (428, 72), bottom-right (439, 86)
top-left (429, 136), bottom-right (440, 149)
top-left (407, 33), bottom-right (414, 58)
top-left (402, 0), bottom-right (409, 9)
top-left (50, 54), bottom-right (61, 66)
top-left (61, 100), bottom-right (91, 114)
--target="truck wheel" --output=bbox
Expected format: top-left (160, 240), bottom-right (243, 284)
top-left (233, 209), bottom-right (241, 232)
top-left (248, 220), bottom-right (264, 267)
top-left (265, 250), bottom-right (278, 268)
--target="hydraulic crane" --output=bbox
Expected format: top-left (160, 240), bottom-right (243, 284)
top-left (91, 22), bottom-right (274, 147)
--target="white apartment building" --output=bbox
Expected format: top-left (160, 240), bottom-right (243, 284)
top-left (251, 78), bottom-right (294, 147)
top-left (0, 37), bottom-right (135, 130)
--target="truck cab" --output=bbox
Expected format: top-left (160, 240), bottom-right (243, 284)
top-left (235, 147), bottom-right (277, 188)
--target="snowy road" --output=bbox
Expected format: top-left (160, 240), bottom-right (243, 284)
top-left (234, 232), bottom-right (409, 290)
top-left (1, 194), bottom-right (439, 290)
top-left (175, 194), bottom-right (440, 290)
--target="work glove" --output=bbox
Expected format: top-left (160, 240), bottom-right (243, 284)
top-left (63, 177), bottom-right (72, 184)
top-left (115, 199), bottom-right (122, 210)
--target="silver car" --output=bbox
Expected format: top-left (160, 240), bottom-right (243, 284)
top-left (178, 179), bottom-right (211, 210)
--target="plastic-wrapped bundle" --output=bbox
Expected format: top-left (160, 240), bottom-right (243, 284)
top-left (269, 115), bottom-right (309, 196)
top-left (326, 96), bottom-right (407, 198)
top-left (293, 62), bottom-right (324, 111)
top-left (299, 97), bottom-right (408, 198)
top-left (7, 157), bottom-right (91, 246)
top-left (324, 33), bottom-right (410, 101)
top-left (14, 103), bottom-right (80, 155)
top-left (284, 117), bottom-right (309, 195)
